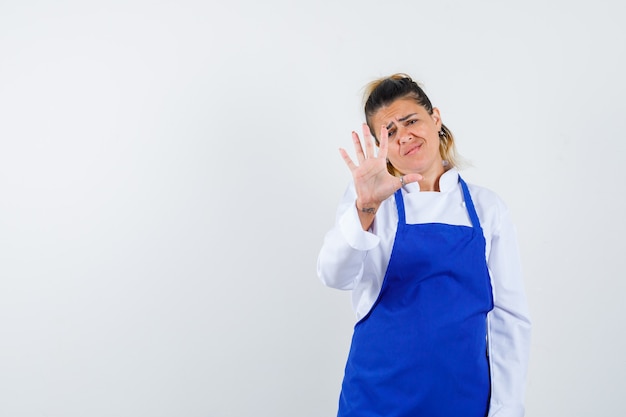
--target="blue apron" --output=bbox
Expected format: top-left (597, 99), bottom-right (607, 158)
top-left (338, 177), bottom-right (494, 417)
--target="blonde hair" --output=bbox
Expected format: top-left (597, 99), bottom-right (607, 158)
top-left (362, 73), bottom-right (462, 174)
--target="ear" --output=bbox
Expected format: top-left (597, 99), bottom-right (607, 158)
top-left (431, 107), bottom-right (442, 130)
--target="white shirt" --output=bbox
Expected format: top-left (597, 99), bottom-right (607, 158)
top-left (317, 168), bottom-right (531, 417)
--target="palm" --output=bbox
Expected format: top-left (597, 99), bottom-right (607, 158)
top-left (340, 124), bottom-right (417, 207)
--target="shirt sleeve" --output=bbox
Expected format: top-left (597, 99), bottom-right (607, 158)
top-left (486, 203), bottom-right (532, 417)
top-left (317, 183), bottom-right (381, 290)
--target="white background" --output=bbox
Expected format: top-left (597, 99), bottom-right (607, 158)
top-left (1, 1), bottom-right (625, 416)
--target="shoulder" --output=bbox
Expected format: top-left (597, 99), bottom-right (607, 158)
top-left (465, 182), bottom-right (508, 209)
top-left (463, 181), bottom-right (511, 235)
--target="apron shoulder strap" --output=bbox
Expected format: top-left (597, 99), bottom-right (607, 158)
top-left (393, 188), bottom-right (407, 227)
top-left (458, 176), bottom-right (482, 230)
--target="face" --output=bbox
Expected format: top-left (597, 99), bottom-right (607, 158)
top-left (370, 98), bottom-right (444, 178)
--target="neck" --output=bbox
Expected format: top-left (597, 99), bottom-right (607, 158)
top-left (417, 165), bottom-right (446, 192)
top-left (418, 175), bottom-right (442, 191)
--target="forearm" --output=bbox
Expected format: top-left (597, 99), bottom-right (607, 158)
top-left (317, 227), bottom-right (369, 290)
top-left (318, 186), bottom-right (381, 289)
top-left (487, 303), bottom-right (531, 416)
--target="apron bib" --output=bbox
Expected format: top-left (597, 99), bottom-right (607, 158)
top-left (338, 177), bottom-right (494, 417)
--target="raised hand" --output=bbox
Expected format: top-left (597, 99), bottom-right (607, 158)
top-left (339, 124), bottom-right (421, 229)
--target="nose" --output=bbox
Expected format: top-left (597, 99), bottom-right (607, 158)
top-left (398, 129), bottom-right (412, 144)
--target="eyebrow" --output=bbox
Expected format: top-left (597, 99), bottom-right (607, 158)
top-left (385, 113), bottom-right (418, 130)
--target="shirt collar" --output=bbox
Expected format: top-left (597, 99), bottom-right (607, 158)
top-left (403, 168), bottom-right (459, 193)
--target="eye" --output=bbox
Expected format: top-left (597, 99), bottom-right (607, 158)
top-left (387, 129), bottom-right (396, 139)
top-left (407, 119), bottom-right (418, 125)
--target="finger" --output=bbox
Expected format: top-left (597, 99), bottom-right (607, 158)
top-left (401, 173), bottom-right (424, 185)
top-left (362, 123), bottom-right (375, 160)
top-left (351, 131), bottom-right (366, 164)
top-left (378, 125), bottom-right (389, 160)
top-left (339, 148), bottom-right (358, 171)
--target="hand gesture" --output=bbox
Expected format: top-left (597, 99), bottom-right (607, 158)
top-left (339, 124), bottom-right (421, 216)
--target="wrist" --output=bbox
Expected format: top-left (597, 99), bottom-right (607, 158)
top-left (356, 200), bottom-right (381, 216)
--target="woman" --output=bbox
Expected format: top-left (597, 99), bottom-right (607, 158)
top-left (317, 74), bottom-right (531, 417)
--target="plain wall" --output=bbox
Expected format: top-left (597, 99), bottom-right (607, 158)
top-left (1, 0), bottom-right (625, 416)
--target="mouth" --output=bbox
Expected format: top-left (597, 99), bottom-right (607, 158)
top-left (404, 143), bottom-right (422, 156)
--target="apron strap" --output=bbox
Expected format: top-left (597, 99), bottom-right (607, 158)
top-left (459, 176), bottom-right (482, 230)
top-left (393, 188), bottom-right (407, 227)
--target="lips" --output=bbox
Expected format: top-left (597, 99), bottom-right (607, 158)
top-left (404, 143), bottom-right (421, 156)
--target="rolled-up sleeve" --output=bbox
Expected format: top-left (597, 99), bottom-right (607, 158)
top-left (317, 184), bottom-right (380, 290)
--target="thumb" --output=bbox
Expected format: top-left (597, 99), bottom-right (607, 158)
top-left (400, 173), bottom-right (423, 186)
